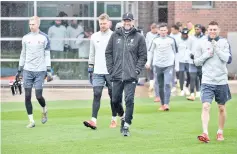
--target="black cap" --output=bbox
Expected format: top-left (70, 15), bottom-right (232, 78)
top-left (195, 24), bottom-right (202, 29)
top-left (122, 12), bottom-right (134, 21)
top-left (181, 28), bottom-right (189, 34)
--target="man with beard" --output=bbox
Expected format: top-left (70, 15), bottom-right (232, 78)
top-left (177, 28), bottom-right (191, 97)
top-left (83, 13), bottom-right (117, 130)
top-left (187, 24), bottom-right (206, 101)
top-left (48, 17), bottom-right (67, 57)
top-left (105, 12), bottom-right (147, 136)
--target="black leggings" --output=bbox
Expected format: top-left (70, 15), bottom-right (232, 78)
top-left (179, 71), bottom-right (190, 90)
top-left (25, 88), bottom-right (46, 115)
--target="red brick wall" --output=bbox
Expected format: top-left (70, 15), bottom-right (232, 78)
top-left (168, 1), bottom-right (175, 27)
top-left (168, 1), bottom-right (237, 37)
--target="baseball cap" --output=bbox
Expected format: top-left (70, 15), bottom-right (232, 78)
top-left (122, 12), bottom-right (134, 21)
top-left (181, 28), bottom-right (189, 34)
top-left (195, 24), bottom-right (202, 29)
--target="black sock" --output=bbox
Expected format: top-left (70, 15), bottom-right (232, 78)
top-left (25, 88), bottom-right (33, 115)
top-left (186, 72), bottom-right (190, 87)
top-left (190, 72), bottom-right (197, 93)
top-left (179, 71), bottom-right (185, 90)
top-left (36, 89), bottom-right (46, 107)
top-left (176, 71), bottom-right (179, 80)
top-left (92, 86), bottom-right (103, 118)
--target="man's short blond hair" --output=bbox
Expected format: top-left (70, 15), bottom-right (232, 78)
top-left (98, 13), bottom-right (110, 20)
top-left (29, 16), bottom-right (41, 25)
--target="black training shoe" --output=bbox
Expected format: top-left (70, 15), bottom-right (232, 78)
top-left (122, 126), bottom-right (130, 137)
top-left (120, 119), bottom-right (125, 133)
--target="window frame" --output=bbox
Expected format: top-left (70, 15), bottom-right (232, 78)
top-left (0, 1), bottom-right (124, 63)
top-left (192, 1), bottom-right (214, 9)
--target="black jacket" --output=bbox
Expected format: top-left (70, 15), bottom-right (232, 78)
top-left (105, 27), bottom-right (147, 81)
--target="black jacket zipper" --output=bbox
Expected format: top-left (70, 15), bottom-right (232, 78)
top-left (122, 35), bottom-right (128, 82)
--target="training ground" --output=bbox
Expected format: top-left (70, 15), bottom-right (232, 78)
top-left (1, 82), bottom-right (237, 154)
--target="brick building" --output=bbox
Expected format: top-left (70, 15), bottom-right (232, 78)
top-left (137, 1), bottom-right (237, 37)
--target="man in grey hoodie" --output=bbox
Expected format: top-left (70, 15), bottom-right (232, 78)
top-left (195, 21), bottom-right (232, 143)
top-left (145, 23), bottom-right (160, 101)
top-left (16, 16), bottom-right (51, 128)
top-left (146, 23), bottom-right (177, 111)
top-left (170, 24), bottom-right (182, 94)
top-left (66, 15), bottom-right (84, 58)
top-left (48, 17), bottom-right (67, 58)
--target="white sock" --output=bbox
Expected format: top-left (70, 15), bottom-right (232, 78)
top-left (42, 106), bottom-right (47, 113)
top-left (185, 87), bottom-right (190, 92)
top-left (217, 129), bottom-right (223, 134)
top-left (149, 80), bottom-right (154, 88)
top-left (124, 122), bottom-right (130, 128)
top-left (91, 117), bottom-right (97, 124)
top-left (112, 116), bottom-right (117, 121)
top-left (203, 129), bottom-right (208, 135)
top-left (28, 114), bottom-right (34, 123)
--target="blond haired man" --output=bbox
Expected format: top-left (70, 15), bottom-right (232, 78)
top-left (16, 16), bottom-right (52, 128)
top-left (83, 13), bottom-right (118, 130)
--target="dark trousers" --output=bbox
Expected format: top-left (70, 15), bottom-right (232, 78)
top-left (91, 74), bottom-right (117, 118)
top-left (197, 66), bottom-right (202, 84)
top-left (112, 80), bottom-right (136, 125)
top-left (189, 72), bottom-right (200, 93)
top-left (155, 66), bottom-right (173, 105)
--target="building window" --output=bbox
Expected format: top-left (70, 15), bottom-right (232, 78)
top-left (192, 1), bottom-right (214, 9)
top-left (158, 1), bottom-right (167, 6)
top-left (158, 8), bottom-right (168, 23)
top-left (157, 1), bottom-right (168, 23)
top-left (97, 1), bottom-right (121, 17)
top-left (1, 1), bottom-right (34, 17)
top-left (37, 1), bottom-right (94, 17)
top-left (0, 1), bottom-right (125, 80)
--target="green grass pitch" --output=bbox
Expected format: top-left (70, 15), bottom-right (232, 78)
top-left (1, 95), bottom-right (237, 154)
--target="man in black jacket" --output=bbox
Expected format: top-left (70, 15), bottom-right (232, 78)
top-left (105, 12), bottom-right (147, 136)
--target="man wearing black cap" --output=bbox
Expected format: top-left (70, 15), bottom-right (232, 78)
top-left (187, 24), bottom-right (206, 101)
top-left (105, 12), bottom-right (147, 136)
top-left (177, 28), bottom-right (191, 97)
